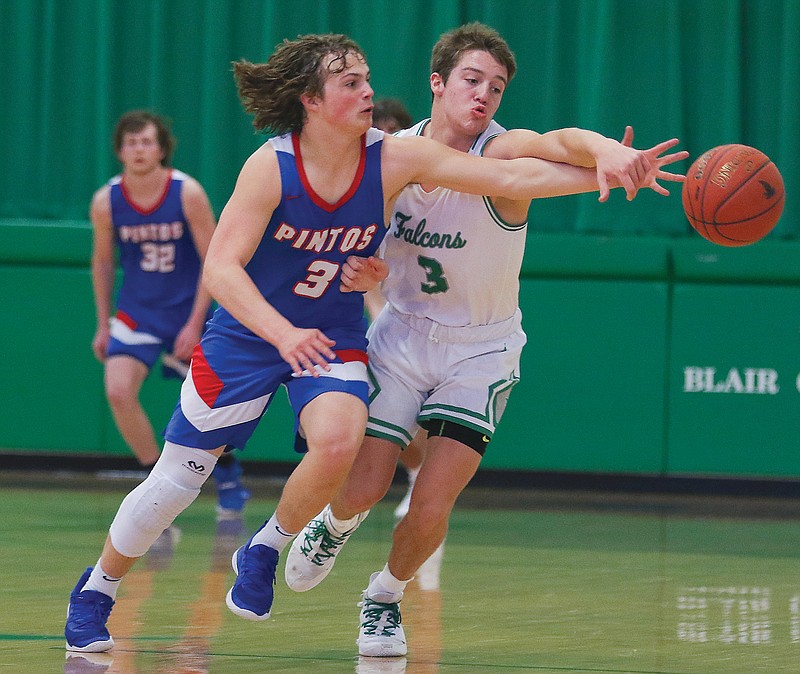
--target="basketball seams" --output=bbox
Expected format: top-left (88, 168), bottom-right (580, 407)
top-left (714, 190), bottom-right (785, 227)
top-left (711, 157), bottom-right (771, 224)
top-left (698, 144), bottom-right (734, 224)
top-left (683, 145), bottom-right (727, 241)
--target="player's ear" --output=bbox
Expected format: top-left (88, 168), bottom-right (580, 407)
top-left (430, 72), bottom-right (445, 96)
top-left (301, 91), bottom-right (322, 111)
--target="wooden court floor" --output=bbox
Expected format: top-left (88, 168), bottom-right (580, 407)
top-left (1, 470), bottom-right (798, 673)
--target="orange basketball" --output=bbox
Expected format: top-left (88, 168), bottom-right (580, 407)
top-left (681, 144), bottom-right (785, 246)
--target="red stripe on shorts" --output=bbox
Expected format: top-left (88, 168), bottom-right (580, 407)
top-left (115, 310), bottom-right (138, 330)
top-left (190, 344), bottom-right (224, 408)
top-left (335, 349), bottom-right (368, 365)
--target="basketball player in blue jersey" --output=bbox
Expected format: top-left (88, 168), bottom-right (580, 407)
top-left (89, 113), bottom-right (249, 503)
top-left (284, 24), bottom-right (689, 659)
top-left (67, 33), bottom-right (682, 654)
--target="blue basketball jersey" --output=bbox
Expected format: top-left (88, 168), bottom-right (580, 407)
top-left (109, 169), bottom-right (202, 338)
top-left (164, 130), bottom-right (387, 451)
top-left (210, 129), bottom-right (387, 350)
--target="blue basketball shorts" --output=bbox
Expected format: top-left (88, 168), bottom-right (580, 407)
top-left (164, 325), bottom-right (369, 452)
top-left (106, 309), bottom-right (174, 369)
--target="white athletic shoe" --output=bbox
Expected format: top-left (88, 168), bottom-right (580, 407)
top-left (284, 505), bottom-right (366, 592)
top-left (356, 573), bottom-right (407, 657)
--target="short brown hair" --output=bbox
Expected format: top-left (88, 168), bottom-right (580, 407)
top-left (113, 110), bottom-right (175, 166)
top-left (373, 98), bottom-right (413, 131)
top-left (431, 22), bottom-right (516, 84)
top-left (234, 33), bottom-right (367, 136)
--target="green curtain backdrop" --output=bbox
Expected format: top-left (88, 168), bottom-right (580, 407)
top-left (1, 0), bottom-right (798, 243)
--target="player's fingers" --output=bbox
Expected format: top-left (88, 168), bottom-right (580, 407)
top-left (344, 255), bottom-right (364, 271)
top-left (618, 173), bottom-right (637, 201)
top-left (656, 169), bottom-right (686, 182)
top-left (621, 125), bottom-right (634, 146)
top-left (596, 170), bottom-right (610, 202)
top-left (649, 182), bottom-right (670, 196)
top-left (648, 138), bottom-right (681, 156)
top-left (300, 356), bottom-right (321, 378)
top-left (658, 150), bottom-right (690, 167)
top-left (316, 343), bottom-right (336, 364)
top-left (339, 270), bottom-right (355, 285)
top-left (286, 354), bottom-right (304, 377)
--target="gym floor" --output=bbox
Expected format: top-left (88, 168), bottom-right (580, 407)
top-left (1, 469), bottom-right (798, 673)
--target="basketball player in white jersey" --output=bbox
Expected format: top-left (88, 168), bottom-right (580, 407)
top-left (285, 23), bottom-right (688, 658)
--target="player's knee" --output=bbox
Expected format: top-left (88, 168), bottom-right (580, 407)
top-left (308, 433), bottom-right (361, 470)
top-left (340, 477), bottom-right (387, 513)
top-left (404, 488), bottom-right (453, 530)
top-left (108, 443), bottom-right (219, 558)
top-left (105, 380), bottom-right (137, 410)
top-left (109, 472), bottom-right (199, 557)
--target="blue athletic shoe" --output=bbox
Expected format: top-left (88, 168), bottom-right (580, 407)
top-left (212, 456), bottom-right (250, 518)
top-left (65, 568), bottom-right (115, 653)
top-left (225, 529), bottom-right (279, 621)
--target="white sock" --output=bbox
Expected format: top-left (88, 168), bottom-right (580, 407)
top-left (406, 466), bottom-right (419, 486)
top-left (326, 509), bottom-right (361, 535)
top-left (368, 564), bottom-right (408, 603)
top-left (250, 513), bottom-right (295, 553)
top-left (82, 562), bottom-right (122, 600)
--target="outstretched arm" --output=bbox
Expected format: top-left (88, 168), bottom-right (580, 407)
top-left (486, 126), bottom-right (687, 202)
top-left (382, 133), bottom-right (686, 205)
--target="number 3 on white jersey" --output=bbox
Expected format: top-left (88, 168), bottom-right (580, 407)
top-left (294, 260), bottom-right (340, 298)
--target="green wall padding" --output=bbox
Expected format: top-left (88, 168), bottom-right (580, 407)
top-left (1, 0), bottom-right (797, 242)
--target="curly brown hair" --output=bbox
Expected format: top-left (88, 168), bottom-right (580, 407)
top-left (113, 110), bottom-right (175, 166)
top-left (431, 22), bottom-right (516, 85)
top-left (234, 33), bottom-right (367, 136)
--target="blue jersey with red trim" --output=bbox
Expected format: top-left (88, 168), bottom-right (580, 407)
top-left (210, 129), bottom-right (386, 348)
top-left (109, 169), bottom-right (202, 337)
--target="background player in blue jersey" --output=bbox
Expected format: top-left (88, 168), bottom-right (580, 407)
top-left (67, 33), bottom-right (679, 654)
top-left (89, 110), bottom-right (249, 512)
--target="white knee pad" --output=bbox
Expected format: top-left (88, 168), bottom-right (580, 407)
top-left (109, 443), bottom-right (219, 558)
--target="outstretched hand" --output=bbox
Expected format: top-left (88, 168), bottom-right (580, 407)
top-left (340, 255), bottom-right (389, 293)
top-left (595, 125), bottom-right (688, 202)
top-left (618, 125), bottom-right (688, 199)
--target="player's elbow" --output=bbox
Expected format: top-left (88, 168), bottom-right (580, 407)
top-left (201, 258), bottom-right (227, 300)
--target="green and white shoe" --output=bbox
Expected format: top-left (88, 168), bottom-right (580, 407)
top-left (284, 505), bottom-right (366, 592)
top-left (356, 573), bottom-right (408, 658)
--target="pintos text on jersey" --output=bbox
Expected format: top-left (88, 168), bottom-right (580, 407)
top-left (118, 221), bottom-right (184, 244)
top-left (273, 222), bottom-right (379, 252)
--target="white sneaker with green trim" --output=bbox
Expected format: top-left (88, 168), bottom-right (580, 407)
top-left (356, 573), bottom-right (407, 657)
top-left (284, 505), bottom-right (366, 591)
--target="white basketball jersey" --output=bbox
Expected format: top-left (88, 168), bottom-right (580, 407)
top-left (382, 119), bottom-right (527, 327)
